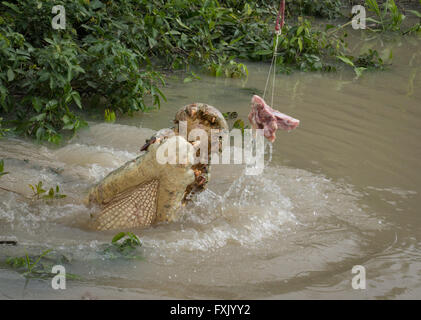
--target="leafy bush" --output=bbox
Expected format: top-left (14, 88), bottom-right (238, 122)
top-left (28, 180), bottom-right (67, 200)
top-left (6, 249), bottom-right (53, 279)
top-left (404, 2), bottom-right (421, 34)
top-left (254, 17), bottom-right (384, 75)
top-left (0, 0), bottom-right (385, 143)
top-left (206, 55), bottom-right (248, 78)
top-left (365, 0), bottom-right (405, 31)
top-left (5, 249), bottom-right (80, 280)
top-left (275, 18), bottom-right (344, 73)
top-left (0, 0), bottom-right (168, 143)
top-left (354, 48), bottom-right (386, 69)
top-left (101, 232), bottom-right (143, 260)
top-left (222, 0), bottom-right (343, 19)
top-left (358, 0), bottom-right (421, 34)
top-left (286, 0), bottom-right (344, 19)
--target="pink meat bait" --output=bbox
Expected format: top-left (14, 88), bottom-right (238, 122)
top-left (248, 95), bottom-right (300, 142)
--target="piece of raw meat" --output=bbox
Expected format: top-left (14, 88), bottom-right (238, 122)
top-left (248, 95), bottom-right (299, 142)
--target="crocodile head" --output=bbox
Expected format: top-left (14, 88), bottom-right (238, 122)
top-left (87, 103), bottom-right (228, 230)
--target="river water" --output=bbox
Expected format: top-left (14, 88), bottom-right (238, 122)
top-left (0, 33), bottom-right (420, 299)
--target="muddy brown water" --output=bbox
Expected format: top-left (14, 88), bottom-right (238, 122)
top-left (0, 33), bottom-right (420, 299)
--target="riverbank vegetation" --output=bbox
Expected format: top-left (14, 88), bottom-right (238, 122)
top-left (363, 0), bottom-right (421, 32)
top-left (0, 0), bottom-right (419, 143)
top-left (2, 232), bottom-right (142, 281)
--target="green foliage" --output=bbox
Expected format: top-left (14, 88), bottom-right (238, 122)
top-left (183, 71), bottom-right (201, 83)
top-left (28, 181), bottom-right (66, 200)
top-left (0, 0), bottom-right (166, 143)
top-left (404, 5), bottom-right (421, 35)
top-left (266, 18), bottom-right (386, 75)
top-left (286, 0), bottom-right (343, 19)
top-left (365, 0), bottom-right (405, 32)
top-left (6, 249), bottom-right (52, 278)
top-left (232, 119), bottom-right (249, 134)
top-left (206, 55), bottom-right (248, 78)
top-left (223, 110), bottom-right (249, 134)
top-left (2, 0), bottom-right (272, 143)
top-left (112, 232), bottom-right (141, 248)
top-left (363, 0), bottom-right (421, 34)
top-left (354, 48), bottom-right (386, 69)
top-left (337, 54), bottom-right (365, 78)
top-left (104, 108), bottom-right (116, 123)
top-left (0, 159), bottom-right (8, 178)
top-left (224, 0), bottom-right (343, 19)
top-left (5, 249), bottom-right (80, 280)
top-left (274, 18), bottom-right (341, 73)
top-left (0, 0), bottom-right (389, 144)
top-left (0, 117), bottom-right (9, 137)
top-left (337, 48), bottom-right (387, 78)
top-left (222, 111), bottom-right (238, 120)
top-left (101, 232), bottom-right (143, 260)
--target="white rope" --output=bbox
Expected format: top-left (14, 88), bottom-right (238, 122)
top-left (271, 33), bottom-right (279, 107)
top-left (263, 30), bottom-right (281, 105)
top-left (263, 45), bottom-right (276, 100)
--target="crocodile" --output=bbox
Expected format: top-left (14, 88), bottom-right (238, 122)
top-left (86, 95), bottom-right (299, 230)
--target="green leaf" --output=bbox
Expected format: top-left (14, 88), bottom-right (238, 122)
top-left (35, 127), bottom-right (45, 140)
top-left (62, 123), bottom-right (75, 130)
top-left (215, 65), bottom-right (222, 77)
top-left (0, 159), bottom-right (8, 178)
top-left (90, 0), bottom-right (104, 10)
top-left (254, 49), bottom-right (272, 55)
top-left (365, 17), bottom-right (381, 24)
top-left (112, 232), bottom-right (126, 243)
top-left (336, 55), bottom-right (355, 67)
top-left (226, 111), bottom-right (238, 120)
top-left (176, 18), bottom-right (190, 30)
top-left (408, 10), bottom-right (421, 18)
top-left (229, 35), bottom-right (245, 45)
top-left (86, 81), bottom-right (98, 89)
top-left (2, 1), bottom-right (22, 13)
top-left (167, 30), bottom-right (181, 35)
top-left (31, 113), bottom-right (46, 122)
top-left (354, 67), bottom-right (366, 79)
top-left (62, 115), bottom-right (70, 125)
top-left (71, 91), bottom-right (82, 109)
top-left (104, 109), bottom-right (116, 123)
top-left (7, 69), bottom-right (15, 82)
top-left (244, 3), bottom-right (253, 16)
top-left (325, 24), bottom-right (335, 31)
top-left (31, 97), bottom-right (43, 113)
top-left (297, 38), bottom-right (303, 52)
top-left (148, 36), bottom-right (157, 48)
top-left (233, 119), bottom-right (245, 133)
